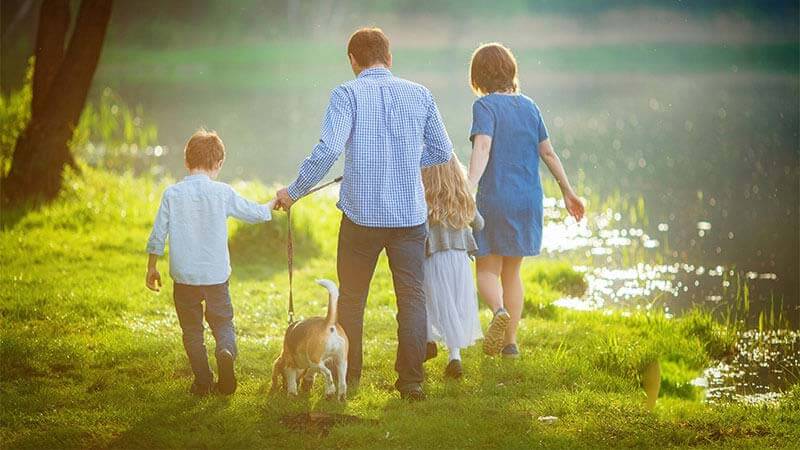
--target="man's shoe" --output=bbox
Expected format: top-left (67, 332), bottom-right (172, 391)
top-left (399, 385), bottom-right (426, 401)
top-left (425, 342), bottom-right (438, 361)
top-left (189, 381), bottom-right (213, 396)
top-left (483, 308), bottom-right (510, 356)
top-left (444, 359), bottom-right (463, 379)
top-left (216, 349), bottom-right (237, 395)
top-left (501, 343), bottom-right (520, 359)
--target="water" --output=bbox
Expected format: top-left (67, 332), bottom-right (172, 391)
top-left (541, 195), bottom-right (799, 403)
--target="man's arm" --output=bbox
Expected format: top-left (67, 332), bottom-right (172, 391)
top-left (420, 90), bottom-right (453, 167)
top-left (277, 87), bottom-right (353, 209)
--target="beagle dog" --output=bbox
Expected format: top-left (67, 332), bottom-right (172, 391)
top-left (270, 279), bottom-right (349, 401)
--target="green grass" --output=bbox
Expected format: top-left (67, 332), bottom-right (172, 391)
top-left (1, 167), bottom-right (799, 448)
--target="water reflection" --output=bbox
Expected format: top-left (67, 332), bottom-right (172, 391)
top-left (542, 195), bottom-right (799, 403)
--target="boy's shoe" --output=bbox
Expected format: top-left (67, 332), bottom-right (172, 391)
top-left (444, 359), bottom-right (463, 379)
top-left (189, 381), bottom-right (214, 396)
top-left (425, 342), bottom-right (438, 361)
top-left (483, 308), bottom-right (510, 356)
top-left (216, 349), bottom-right (237, 395)
top-left (501, 343), bottom-right (520, 359)
top-left (399, 385), bottom-right (427, 402)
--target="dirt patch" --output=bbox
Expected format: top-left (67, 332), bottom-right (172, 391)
top-left (280, 412), bottom-right (375, 436)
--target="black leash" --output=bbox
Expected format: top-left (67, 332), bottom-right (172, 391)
top-left (286, 176), bottom-right (342, 324)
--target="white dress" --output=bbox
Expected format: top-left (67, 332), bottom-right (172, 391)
top-left (423, 249), bottom-right (483, 350)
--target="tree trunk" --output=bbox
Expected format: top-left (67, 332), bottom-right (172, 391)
top-left (2, 0), bottom-right (112, 204)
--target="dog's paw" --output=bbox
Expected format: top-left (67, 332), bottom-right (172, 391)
top-left (337, 393), bottom-right (347, 403)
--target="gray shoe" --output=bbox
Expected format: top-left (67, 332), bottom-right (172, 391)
top-left (216, 349), bottom-right (237, 395)
top-left (501, 343), bottom-right (520, 359)
top-left (483, 308), bottom-right (510, 356)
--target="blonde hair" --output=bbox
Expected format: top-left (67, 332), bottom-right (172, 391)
top-left (422, 154), bottom-right (476, 229)
top-left (184, 128), bottom-right (225, 170)
top-left (469, 42), bottom-right (519, 96)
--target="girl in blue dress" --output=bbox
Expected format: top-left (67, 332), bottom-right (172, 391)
top-left (467, 43), bottom-right (585, 358)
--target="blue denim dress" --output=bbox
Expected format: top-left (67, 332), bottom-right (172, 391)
top-left (470, 93), bottom-right (548, 257)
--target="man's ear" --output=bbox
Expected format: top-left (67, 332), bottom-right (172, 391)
top-left (386, 52), bottom-right (393, 69)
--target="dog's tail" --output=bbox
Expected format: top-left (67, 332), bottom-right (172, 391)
top-left (316, 279), bottom-right (339, 327)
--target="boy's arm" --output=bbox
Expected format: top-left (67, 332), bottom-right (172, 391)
top-left (145, 193), bottom-right (169, 291)
top-left (420, 90), bottom-right (453, 168)
top-left (227, 187), bottom-right (273, 224)
top-left (146, 254), bottom-right (162, 292)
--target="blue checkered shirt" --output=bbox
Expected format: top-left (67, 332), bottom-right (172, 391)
top-left (286, 67), bottom-right (452, 227)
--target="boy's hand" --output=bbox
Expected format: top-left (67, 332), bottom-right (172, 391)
top-left (146, 268), bottom-right (162, 292)
top-left (265, 198), bottom-right (277, 211)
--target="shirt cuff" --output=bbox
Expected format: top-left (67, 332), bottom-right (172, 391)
top-left (260, 204), bottom-right (273, 222)
top-left (146, 242), bottom-right (165, 256)
top-left (286, 182), bottom-right (305, 201)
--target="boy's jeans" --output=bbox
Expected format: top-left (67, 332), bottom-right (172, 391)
top-left (173, 281), bottom-right (237, 387)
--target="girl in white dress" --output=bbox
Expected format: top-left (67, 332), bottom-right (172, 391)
top-left (421, 155), bottom-right (484, 379)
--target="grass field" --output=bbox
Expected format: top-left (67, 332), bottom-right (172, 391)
top-left (1, 167), bottom-right (798, 448)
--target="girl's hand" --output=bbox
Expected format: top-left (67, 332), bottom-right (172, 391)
top-left (564, 191), bottom-right (585, 222)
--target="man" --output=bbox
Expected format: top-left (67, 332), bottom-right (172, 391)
top-left (274, 27), bottom-right (452, 400)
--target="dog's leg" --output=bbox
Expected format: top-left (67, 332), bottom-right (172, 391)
top-left (270, 357), bottom-right (284, 394)
top-left (336, 357), bottom-right (348, 402)
top-left (284, 367), bottom-right (299, 396)
top-left (316, 363), bottom-right (336, 399)
top-left (300, 369), bottom-right (315, 393)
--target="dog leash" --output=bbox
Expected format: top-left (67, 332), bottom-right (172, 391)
top-left (286, 176), bottom-right (342, 324)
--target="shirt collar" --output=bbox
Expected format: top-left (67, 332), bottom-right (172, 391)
top-left (358, 67), bottom-right (392, 78)
top-left (184, 173), bottom-right (211, 181)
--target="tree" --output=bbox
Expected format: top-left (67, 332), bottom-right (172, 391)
top-left (2, 0), bottom-right (112, 204)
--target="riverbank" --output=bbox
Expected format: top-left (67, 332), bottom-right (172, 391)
top-left (1, 167), bottom-right (797, 448)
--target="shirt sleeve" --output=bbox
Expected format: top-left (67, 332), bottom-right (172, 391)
top-left (471, 209), bottom-right (485, 231)
top-left (146, 192), bottom-right (170, 255)
top-left (287, 87), bottom-right (353, 200)
top-left (227, 187), bottom-right (271, 224)
top-left (470, 99), bottom-right (495, 142)
top-left (420, 90), bottom-right (453, 168)
top-left (534, 103), bottom-right (549, 143)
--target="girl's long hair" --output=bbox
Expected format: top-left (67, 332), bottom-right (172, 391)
top-left (422, 154), bottom-right (476, 229)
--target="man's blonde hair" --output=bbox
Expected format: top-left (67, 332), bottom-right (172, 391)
top-left (184, 128), bottom-right (225, 170)
top-left (422, 154), bottom-right (476, 229)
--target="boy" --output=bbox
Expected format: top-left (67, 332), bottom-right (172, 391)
top-left (145, 129), bottom-right (274, 396)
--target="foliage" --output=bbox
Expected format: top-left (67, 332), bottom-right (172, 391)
top-left (70, 87), bottom-right (160, 174)
top-left (0, 59), bottom-right (160, 179)
top-left (1, 168), bottom-right (798, 448)
top-left (0, 58), bottom-right (33, 177)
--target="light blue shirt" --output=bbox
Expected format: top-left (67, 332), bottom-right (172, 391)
top-left (287, 67), bottom-right (452, 227)
top-left (146, 174), bottom-right (272, 285)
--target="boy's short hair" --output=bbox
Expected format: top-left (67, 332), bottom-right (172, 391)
top-left (184, 128), bottom-right (225, 170)
top-left (470, 43), bottom-right (519, 96)
top-left (347, 27), bottom-right (391, 67)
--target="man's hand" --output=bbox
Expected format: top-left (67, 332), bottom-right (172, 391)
top-left (564, 190), bottom-right (585, 222)
top-left (274, 187), bottom-right (295, 211)
top-left (146, 267), bottom-right (162, 292)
